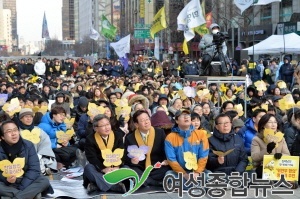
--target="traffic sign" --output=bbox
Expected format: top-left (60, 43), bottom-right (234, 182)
top-left (134, 29), bottom-right (151, 39)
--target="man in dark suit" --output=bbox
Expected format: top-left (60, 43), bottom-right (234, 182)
top-left (124, 110), bottom-right (170, 187)
top-left (83, 114), bottom-right (129, 194)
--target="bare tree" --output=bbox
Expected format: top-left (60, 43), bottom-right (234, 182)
top-left (73, 36), bottom-right (98, 57)
top-left (43, 39), bottom-right (64, 56)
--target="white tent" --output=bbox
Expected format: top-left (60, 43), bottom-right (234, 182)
top-left (243, 33), bottom-right (300, 55)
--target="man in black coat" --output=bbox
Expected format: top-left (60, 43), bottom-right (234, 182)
top-left (0, 120), bottom-right (52, 198)
top-left (83, 114), bottom-right (129, 194)
top-left (124, 110), bottom-right (170, 187)
top-left (207, 113), bottom-right (248, 176)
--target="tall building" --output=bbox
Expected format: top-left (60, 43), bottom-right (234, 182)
top-left (62, 0), bottom-right (79, 41)
top-left (3, 9), bottom-right (12, 52)
top-left (0, 0), bottom-right (4, 45)
top-left (78, 0), bottom-right (92, 40)
top-left (3, 0), bottom-right (17, 51)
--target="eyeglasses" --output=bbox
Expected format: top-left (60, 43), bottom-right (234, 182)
top-left (58, 113), bottom-right (66, 117)
top-left (4, 128), bottom-right (19, 135)
top-left (95, 123), bottom-right (110, 128)
top-left (217, 122), bottom-right (231, 126)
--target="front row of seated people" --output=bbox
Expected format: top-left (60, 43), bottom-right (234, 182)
top-left (82, 109), bottom-right (296, 193)
top-left (0, 109), bottom-right (295, 197)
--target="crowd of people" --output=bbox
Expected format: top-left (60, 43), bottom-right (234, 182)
top-left (0, 54), bottom-right (300, 198)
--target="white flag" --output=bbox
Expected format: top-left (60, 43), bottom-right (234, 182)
top-left (177, 0), bottom-right (206, 30)
top-left (110, 34), bottom-right (131, 58)
top-left (154, 37), bottom-right (159, 60)
top-left (89, 27), bottom-right (100, 40)
top-left (184, 26), bottom-right (195, 42)
top-left (234, 0), bottom-right (254, 14)
top-left (254, 0), bottom-right (281, 5)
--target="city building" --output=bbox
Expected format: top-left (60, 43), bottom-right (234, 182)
top-left (62, 0), bottom-right (79, 41)
top-left (2, 9), bottom-right (12, 52)
top-left (3, 0), bottom-right (17, 51)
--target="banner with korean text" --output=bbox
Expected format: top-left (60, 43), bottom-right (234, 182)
top-left (263, 155), bottom-right (299, 181)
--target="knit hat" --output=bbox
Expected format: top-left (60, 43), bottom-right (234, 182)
top-left (114, 88), bottom-right (123, 94)
top-left (19, 108), bottom-right (34, 119)
top-left (151, 111), bottom-right (173, 129)
top-left (78, 97), bottom-right (89, 108)
top-left (232, 119), bottom-right (244, 129)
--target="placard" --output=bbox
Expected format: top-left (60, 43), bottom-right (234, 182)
top-left (101, 149), bottom-right (124, 167)
top-left (127, 145), bottom-right (149, 161)
top-left (21, 128), bottom-right (41, 144)
top-left (263, 155), bottom-right (299, 181)
top-left (0, 157), bottom-right (25, 177)
top-left (183, 151), bottom-right (198, 170)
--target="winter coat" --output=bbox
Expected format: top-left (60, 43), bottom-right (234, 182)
top-left (111, 65), bottom-right (122, 77)
top-left (24, 63), bottom-right (35, 76)
top-left (251, 130), bottom-right (290, 168)
top-left (249, 64), bottom-right (261, 83)
top-left (63, 62), bottom-right (74, 76)
top-left (125, 65), bottom-right (133, 77)
top-left (198, 23), bottom-right (227, 57)
top-left (77, 113), bottom-right (89, 138)
top-left (207, 128), bottom-right (248, 175)
top-left (162, 62), bottom-right (171, 76)
top-left (38, 112), bottom-right (67, 149)
top-left (165, 125), bottom-right (209, 173)
top-left (102, 64), bottom-right (112, 76)
top-left (170, 62), bottom-right (179, 76)
top-left (237, 118), bottom-right (257, 156)
top-left (0, 139), bottom-right (40, 190)
top-left (185, 63), bottom-right (198, 75)
top-left (283, 116), bottom-right (300, 153)
top-left (279, 57), bottom-right (294, 84)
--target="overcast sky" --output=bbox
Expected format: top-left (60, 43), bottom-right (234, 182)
top-left (17, 0), bottom-right (62, 42)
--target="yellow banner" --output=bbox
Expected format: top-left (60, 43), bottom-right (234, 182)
top-left (150, 6), bottom-right (167, 38)
top-left (140, 0), bottom-right (145, 18)
top-left (194, 0), bottom-right (209, 36)
top-left (263, 155), bottom-right (299, 181)
top-left (183, 39), bottom-right (189, 55)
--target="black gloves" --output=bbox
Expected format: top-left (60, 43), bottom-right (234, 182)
top-left (267, 142), bottom-right (276, 154)
top-left (274, 153), bottom-right (282, 160)
top-left (119, 115), bottom-right (125, 128)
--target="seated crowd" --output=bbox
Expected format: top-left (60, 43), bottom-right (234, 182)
top-left (1, 59), bottom-right (300, 197)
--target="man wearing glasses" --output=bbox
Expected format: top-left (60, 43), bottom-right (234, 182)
top-left (206, 113), bottom-right (248, 177)
top-left (0, 120), bottom-right (53, 198)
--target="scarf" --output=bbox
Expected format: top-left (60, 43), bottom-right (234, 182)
top-left (134, 127), bottom-right (155, 168)
top-left (94, 131), bottom-right (115, 150)
top-left (18, 121), bottom-right (35, 131)
top-left (1, 137), bottom-right (23, 162)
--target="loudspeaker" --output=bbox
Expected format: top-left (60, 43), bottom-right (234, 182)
top-left (234, 50), bottom-right (248, 65)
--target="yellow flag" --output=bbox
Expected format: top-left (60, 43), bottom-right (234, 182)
top-left (183, 39), bottom-right (189, 55)
top-left (194, 0), bottom-right (209, 36)
top-left (150, 6), bottom-right (167, 38)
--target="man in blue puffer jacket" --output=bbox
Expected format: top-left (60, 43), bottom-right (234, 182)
top-left (237, 109), bottom-right (266, 155)
top-left (38, 107), bottom-right (77, 169)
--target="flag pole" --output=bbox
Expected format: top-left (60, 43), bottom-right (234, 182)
top-left (252, 0), bottom-right (255, 61)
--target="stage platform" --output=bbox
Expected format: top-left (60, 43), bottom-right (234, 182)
top-left (185, 75), bottom-right (247, 84)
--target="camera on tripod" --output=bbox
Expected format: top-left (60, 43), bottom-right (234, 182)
top-left (212, 32), bottom-right (229, 47)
